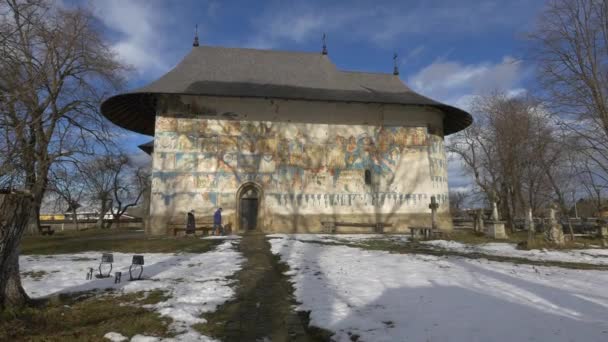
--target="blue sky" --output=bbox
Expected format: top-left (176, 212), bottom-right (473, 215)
top-left (73, 0), bottom-right (549, 192)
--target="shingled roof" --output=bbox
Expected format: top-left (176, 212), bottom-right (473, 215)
top-left (101, 46), bottom-right (472, 136)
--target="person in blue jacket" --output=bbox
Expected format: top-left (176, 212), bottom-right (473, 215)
top-left (213, 208), bottom-right (223, 235)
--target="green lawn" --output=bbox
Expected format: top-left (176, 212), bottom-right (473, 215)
top-left (20, 228), bottom-right (221, 254)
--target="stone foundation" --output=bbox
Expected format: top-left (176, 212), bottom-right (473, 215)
top-left (148, 212), bottom-right (453, 235)
top-left (485, 221), bottom-right (508, 239)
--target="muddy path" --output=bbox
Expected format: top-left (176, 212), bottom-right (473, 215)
top-left (198, 232), bottom-right (328, 341)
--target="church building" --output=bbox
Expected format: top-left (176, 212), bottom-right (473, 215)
top-left (100, 39), bottom-right (472, 235)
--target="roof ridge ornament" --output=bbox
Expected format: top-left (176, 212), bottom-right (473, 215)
top-left (393, 52), bottom-right (399, 76)
top-left (322, 33), bottom-right (328, 55)
top-left (193, 24), bottom-right (199, 47)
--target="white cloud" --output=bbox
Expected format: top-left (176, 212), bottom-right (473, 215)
top-left (246, 5), bottom-right (368, 48)
top-left (247, 1), bottom-right (539, 48)
top-left (91, 1), bottom-right (170, 76)
top-left (408, 56), bottom-right (526, 109)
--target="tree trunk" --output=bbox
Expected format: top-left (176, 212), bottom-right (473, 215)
top-left (567, 218), bottom-right (575, 242)
top-left (72, 208), bottom-right (79, 231)
top-left (96, 199), bottom-right (106, 229)
top-left (0, 193), bottom-right (33, 310)
top-left (25, 201), bottom-right (41, 235)
top-left (106, 213), bottom-right (121, 230)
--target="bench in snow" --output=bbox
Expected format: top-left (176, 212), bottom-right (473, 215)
top-left (321, 221), bottom-right (391, 234)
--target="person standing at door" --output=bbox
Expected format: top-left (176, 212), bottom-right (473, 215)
top-left (213, 207), bottom-right (223, 235)
top-left (186, 209), bottom-right (196, 235)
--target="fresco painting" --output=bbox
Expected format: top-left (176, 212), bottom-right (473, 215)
top-left (156, 116), bottom-right (177, 132)
top-left (177, 133), bottom-right (196, 151)
top-left (177, 119), bottom-right (197, 133)
top-left (175, 153), bottom-right (195, 171)
top-left (197, 153), bottom-right (217, 172)
top-left (153, 152), bottom-right (175, 171)
top-left (198, 136), bottom-right (217, 153)
top-left (151, 116), bottom-right (449, 214)
top-left (156, 132), bottom-right (177, 151)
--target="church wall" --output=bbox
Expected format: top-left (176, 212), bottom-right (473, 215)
top-left (148, 95), bottom-right (450, 235)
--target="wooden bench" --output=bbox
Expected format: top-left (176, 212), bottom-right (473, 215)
top-left (40, 225), bottom-right (55, 236)
top-left (409, 226), bottom-right (431, 240)
top-left (321, 221), bottom-right (392, 234)
top-left (172, 227), bottom-right (213, 237)
top-left (170, 224), bottom-right (213, 237)
top-left (409, 227), bottom-right (448, 240)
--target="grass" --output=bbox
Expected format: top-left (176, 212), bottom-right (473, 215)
top-left (291, 233), bottom-right (608, 270)
top-left (443, 229), bottom-right (607, 250)
top-left (21, 228), bottom-right (222, 255)
top-left (0, 290), bottom-right (173, 341)
top-left (21, 270), bottom-right (50, 281)
top-left (9, 228), bottom-right (225, 340)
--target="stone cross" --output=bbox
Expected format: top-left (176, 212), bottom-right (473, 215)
top-left (491, 202), bottom-right (499, 221)
top-left (548, 206), bottom-right (556, 224)
top-left (429, 196), bottom-right (439, 229)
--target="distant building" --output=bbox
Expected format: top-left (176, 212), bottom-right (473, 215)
top-left (40, 209), bottom-right (134, 221)
top-left (39, 214), bottom-right (66, 221)
top-left (101, 45), bottom-right (472, 235)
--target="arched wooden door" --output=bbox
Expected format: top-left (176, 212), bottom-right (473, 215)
top-left (238, 185), bottom-right (260, 230)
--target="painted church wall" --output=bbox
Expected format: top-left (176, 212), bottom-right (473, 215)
top-left (148, 95), bottom-right (450, 234)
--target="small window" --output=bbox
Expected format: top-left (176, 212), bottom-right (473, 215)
top-left (364, 169), bottom-right (372, 185)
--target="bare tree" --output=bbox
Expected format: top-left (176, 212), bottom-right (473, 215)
top-left (82, 156), bottom-right (121, 229)
top-left (107, 155), bottom-right (149, 229)
top-left (530, 0), bottom-right (607, 135)
top-left (0, 0), bottom-right (126, 309)
top-left (82, 154), bottom-right (149, 229)
top-left (449, 93), bottom-right (572, 232)
top-left (530, 0), bottom-right (608, 199)
top-left (449, 190), bottom-right (470, 217)
top-left (47, 164), bottom-right (86, 230)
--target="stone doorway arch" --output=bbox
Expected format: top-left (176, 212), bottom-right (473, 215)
top-left (236, 182), bottom-right (263, 231)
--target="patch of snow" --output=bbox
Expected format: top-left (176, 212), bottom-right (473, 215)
top-left (270, 236), bottom-right (608, 342)
top-left (201, 235), bottom-right (241, 240)
top-left (424, 240), bottom-right (608, 265)
top-left (21, 241), bottom-right (243, 341)
top-left (129, 335), bottom-right (159, 342)
top-left (267, 233), bottom-right (408, 244)
top-left (104, 332), bottom-right (128, 341)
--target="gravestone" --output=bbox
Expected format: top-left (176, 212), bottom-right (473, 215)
top-left (486, 201), bottom-right (508, 239)
top-left (491, 202), bottom-right (499, 221)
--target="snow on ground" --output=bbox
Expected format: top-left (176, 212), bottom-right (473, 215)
top-left (201, 235), bottom-right (241, 240)
top-left (424, 240), bottom-right (608, 265)
top-left (104, 332), bottom-right (128, 342)
top-left (270, 236), bottom-right (608, 342)
top-left (20, 240), bottom-right (244, 341)
top-left (268, 233), bottom-right (409, 244)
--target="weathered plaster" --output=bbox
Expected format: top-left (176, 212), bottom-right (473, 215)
top-left (148, 95), bottom-right (450, 234)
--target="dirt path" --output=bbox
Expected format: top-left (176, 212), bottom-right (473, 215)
top-left (199, 232), bottom-right (323, 341)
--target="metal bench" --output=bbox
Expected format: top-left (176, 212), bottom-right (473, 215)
top-left (321, 221), bottom-right (391, 234)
